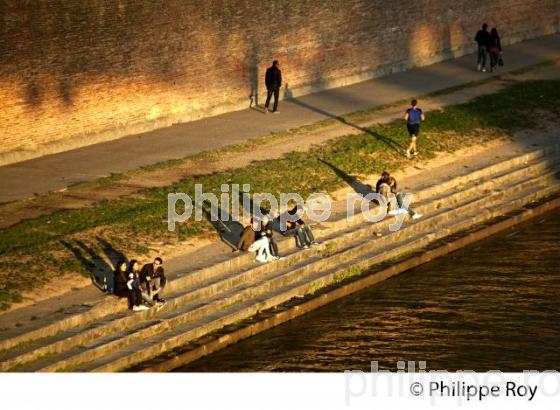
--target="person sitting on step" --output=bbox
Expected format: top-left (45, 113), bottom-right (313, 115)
top-left (236, 218), bottom-right (275, 263)
top-left (278, 205), bottom-right (320, 249)
top-left (127, 260), bottom-right (150, 312)
top-left (113, 260), bottom-right (129, 297)
top-left (376, 171), bottom-right (422, 219)
top-left (236, 218), bottom-right (256, 252)
top-left (140, 257), bottom-right (167, 305)
top-left (258, 216), bottom-right (281, 260)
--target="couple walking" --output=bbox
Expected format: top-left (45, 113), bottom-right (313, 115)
top-left (475, 23), bottom-right (503, 72)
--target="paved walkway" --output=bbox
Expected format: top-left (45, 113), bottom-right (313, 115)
top-left (1, 34), bottom-right (559, 203)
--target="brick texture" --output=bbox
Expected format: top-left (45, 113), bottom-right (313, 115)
top-left (0, 0), bottom-right (559, 162)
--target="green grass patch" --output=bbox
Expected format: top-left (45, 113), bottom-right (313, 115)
top-left (0, 80), bottom-right (559, 309)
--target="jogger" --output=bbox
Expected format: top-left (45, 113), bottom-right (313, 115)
top-left (404, 99), bottom-right (425, 159)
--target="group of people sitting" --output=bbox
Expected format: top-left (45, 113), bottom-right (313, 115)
top-left (110, 174), bottom-right (420, 310)
top-left (113, 257), bottom-right (167, 311)
top-left (235, 205), bottom-right (320, 263)
top-left (234, 174), bottom-right (422, 263)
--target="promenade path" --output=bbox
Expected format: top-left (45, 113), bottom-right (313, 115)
top-left (0, 34), bottom-right (559, 203)
top-left (0, 34), bottom-right (559, 340)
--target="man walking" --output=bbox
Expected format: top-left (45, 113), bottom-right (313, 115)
top-left (264, 60), bottom-right (282, 113)
top-left (474, 23), bottom-right (491, 72)
top-left (404, 99), bottom-right (425, 159)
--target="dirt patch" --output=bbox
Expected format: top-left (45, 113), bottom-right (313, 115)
top-left (7, 125), bottom-right (558, 316)
top-left (0, 64), bottom-right (558, 314)
top-left (2, 62), bottom-right (558, 230)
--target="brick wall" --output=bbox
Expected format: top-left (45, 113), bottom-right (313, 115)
top-left (1, 0), bottom-right (559, 164)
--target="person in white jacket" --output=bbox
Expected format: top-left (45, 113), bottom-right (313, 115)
top-left (248, 218), bottom-right (275, 263)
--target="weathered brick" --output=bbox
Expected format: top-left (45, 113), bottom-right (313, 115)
top-left (0, 0), bottom-right (558, 163)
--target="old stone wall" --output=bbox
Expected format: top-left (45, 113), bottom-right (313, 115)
top-left (1, 0), bottom-right (558, 164)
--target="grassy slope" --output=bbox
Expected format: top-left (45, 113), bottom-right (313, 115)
top-left (0, 80), bottom-right (559, 309)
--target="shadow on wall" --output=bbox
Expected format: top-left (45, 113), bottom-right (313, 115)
top-left (1, 0), bottom-right (557, 120)
top-left (248, 48), bottom-right (260, 108)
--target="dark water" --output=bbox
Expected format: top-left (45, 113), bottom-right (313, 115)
top-left (179, 210), bottom-right (560, 372)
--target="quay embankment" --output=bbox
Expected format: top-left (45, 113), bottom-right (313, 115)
top-left (0, 136), bottom-right (559, 372)
top-left (0, 59), bottom-right (559, 373)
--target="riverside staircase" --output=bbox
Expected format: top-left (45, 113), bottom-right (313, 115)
top-left (1, 143), bottom-right (559, 372)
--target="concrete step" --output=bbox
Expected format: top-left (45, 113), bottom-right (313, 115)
top-left (30, 163), bottom-right (560, 372)
top-left (1, 147), bottom-right (558, 369)
top-left (80, 175), bottom-right (560, 372)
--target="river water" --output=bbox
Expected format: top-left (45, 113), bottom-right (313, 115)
top-left (178, 210), bottom-right (560, 372)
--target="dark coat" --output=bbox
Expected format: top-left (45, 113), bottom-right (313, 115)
top-left (140, 263), bottom-right (166, 287)
top-left (376, 176), bottom-right (397, 194)
top-left (475, 29), bottom-right (491, 47)
top-left (114, 267), bottom-right (129, 296)
top-left (265, 65), bottom-right (282, 89)
top-left (488, 35), bottom-right (502, 51)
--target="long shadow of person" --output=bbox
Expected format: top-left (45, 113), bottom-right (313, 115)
top-left (319, 159), bottom-right (374, 197)
top-left (96, 236), bottom-right (128, 268)
top-left (61, 239), bottom-right (120, 294)
top-left (201, 205), bottom-right (244, 250)
top-left (283, 84), bottom-right (402, 153)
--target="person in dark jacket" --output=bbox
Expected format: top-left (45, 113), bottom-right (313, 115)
top-left (278, 205), bottom-right (319, 249)
top-left (488, 28), bottom-right (502, 72)
top-left (113, 261), bottom-right (129, 297)
top-left (474, 23), bottom-right (491, 72)
top-left (127, 260), bottom-right (148, 311)
top-left (264, 60), bottom-right (282, 113)
top-left (140, 257), bottom-right (166, 304)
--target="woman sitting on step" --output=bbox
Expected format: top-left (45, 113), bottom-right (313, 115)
top-left (235, 218), bottom-right (275, 263)
top-left (258, 216), bottom-right (281, 260)
top-left (113, 261), bottom-right (129, 297)
top-left (126, 260), bottom-right (150, 312)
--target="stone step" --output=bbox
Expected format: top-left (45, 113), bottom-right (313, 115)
top-left (165, 145), bottom-right (560, 291)
top-left (1, 148), bottom-right (558, 369)
top-left (32, 166), bottom-right (560, 372)
top-left (81, 176), bottom-right (560, 372)
top-left (140, 190), bottom-right (560, 372)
